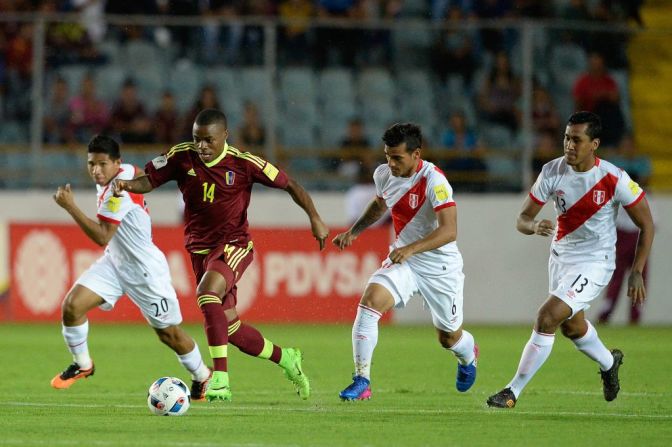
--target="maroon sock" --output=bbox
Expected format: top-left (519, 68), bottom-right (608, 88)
top-left (198, 295), bottom-right (228, 372)
top-left (228, 318), bottom-right (282, 364)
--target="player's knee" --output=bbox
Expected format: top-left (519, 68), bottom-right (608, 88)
top-left (438, 331), bottom-right (460, 349)
top-left (155, 326), bottom-right (180, 347)
top-left (61, 292), bottom-right (84, 321)
top-left (535, 313), bottom-right (559, 334)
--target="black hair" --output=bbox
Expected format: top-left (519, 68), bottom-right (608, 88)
top-left (88, 134), bottom-right (120, 160)
top-left (195, 108), bottom-right (228, 129)
top-left (567, 111), bottom-right (602, 140)
top-left (382, 123), bottom-right (422, 152)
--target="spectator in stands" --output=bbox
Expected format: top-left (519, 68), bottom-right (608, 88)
top-left (158, 0), bottom-right (201, 59)
top-left (201, 1), bottom-right (243, 65)
top-left (109, 78), bottom-right (153, 143)
top-left (72, 0), bottom-right (107, 44)
top-left (431, 0), bottom-right (474, 22)
top-left (239, 1), bottom-right (275, 65)
top-left (477, 50), bottom-right (521, 132)
top-left (68, 73), bottom-right (110, 143)
top-left (588, 1), bottom-right (629, 69)
top-left (237, 101), bottom-right (266, 149)
top-left (43, 76), bottom-right (71, 144)
top-left (431, 6), bottom-right (477, 88)
top-left (558, 0), bottom-right (591, 45)
top-left (472, 0), bottom-right (515, 54)
top-left (4, 23), bottom-right (33, 121)
top-left (572, 52), bottom-right (624, 147)
top-left (182, 85), bottom-right (221, 139)
top-left (43, 0), bottom-right (105, 67)
top-left (278, 0), bottom-right (314, 65)
top-left (438, 111), bottom-right (487, 192)
top-left (331, 118), bottom-right (373, 178)
top-left (358, 0), bottom-right (400, 67)
top-left (532, 85), bottom-right (561, 136)
top-left (531, 130), bottom-right (556, 181)
top-left (314, 0), bottom-right (360, 68)
top-left (153, 91), bottom-right (181, 144)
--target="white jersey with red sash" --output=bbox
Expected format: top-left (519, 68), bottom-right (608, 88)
top-left (530, 156), bottom-right (645, 266)
top-left (95, 163), bottom-right (159, 273)
top-left (374, 159), bottom-right (460, 273)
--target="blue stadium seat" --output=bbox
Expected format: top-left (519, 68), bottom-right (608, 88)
top-left (0, 121), bottom-right (28, 143)
top-left (480, 125), bottom-right (514, 150)
top-left (357, 69), bottom-right (395, 101)
top-left (279, 123), bottom-right (316, 149)
top-left (133, 66), bottom-right (166, 112)
top-left (123, 40), bottom-right (162, 69)
top-left (57, 65), bottom-right (90, 93)
top-left (318, 68), bottom-right (355, 100)
top-left (168, 60), bottom-right (206, 113)
top-left (94, 65), bottom-right (128, 103)
top-left (611, 69), bottom-right (632, 130)
top-left (280, 68), bottom-right (317, 102)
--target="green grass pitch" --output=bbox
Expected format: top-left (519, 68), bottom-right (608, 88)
top-left (1, 323), bottom-right (671, 446)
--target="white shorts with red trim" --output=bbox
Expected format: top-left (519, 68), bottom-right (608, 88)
top-left (75, 253), bottom-right (182, 328)
top-left (548, 255), bottom-right (614, 317)
top-left (368, 255), bottom-right (465, 332)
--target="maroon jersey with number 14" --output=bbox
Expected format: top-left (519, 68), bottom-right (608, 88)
top-left (145, 142), bottom-right (289, 252)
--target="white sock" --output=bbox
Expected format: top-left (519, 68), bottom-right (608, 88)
top-left (352, 304), bottom-right (382, 380)
top-left (177, 343), bottom-right (211, 381)
top-left (507, 330), bottom-right (555, 398)
top-left (62, 321), bottom-right (92, 370)
top-left (572, 321), bottom-right (614, 371)
top-left (448, 330), bottom-right (476, 365)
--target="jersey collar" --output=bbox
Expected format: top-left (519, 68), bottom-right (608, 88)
top-left (204, 142), bottom-right (229, 168)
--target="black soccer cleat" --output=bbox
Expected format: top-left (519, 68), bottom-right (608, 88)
top-left (486, 387), bottom-right (517, 408)
top-left (600, 349), bottom-right (624, 402)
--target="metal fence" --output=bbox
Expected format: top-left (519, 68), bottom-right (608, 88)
top-left (0, 12), bottom-right (643, 191)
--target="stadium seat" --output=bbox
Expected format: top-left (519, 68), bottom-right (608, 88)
top-left (133, 66), bottom-right (166, 112)
top-left (238, 68), bottom-right (269, 106)
top-left (318, 68), bottom-right (355, 100)
top-left (550, 43), bottom-right (587, 91)
top-left (94, 65), bottom-right (128, 103)
top-left (480, 125), bottom-right (514, 150)
top-left (280, 68), bottom-right (317, 102)
top-left (98, 39), bottom-right (122, 65)
top-left (168, 60), bottom-right (206, 113)
top-left (611, 69), bottom-right (632, 130)
top-left (279, 123), bottom-right (316, 149)
top-left (57, 65), bottom-right (90, 93)
top-left (357, 69), bottom-right (395, 101)
top-left (123, 40), bottom-right (162, 69)
top-left (398, 70), bottom-right (434, 98)
top-left (0, 121), bottom-right (28, 143)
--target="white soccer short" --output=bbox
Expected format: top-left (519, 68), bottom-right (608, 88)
top-left (548, 255), bottom-right (615, 317)
top-left (75, 253), bottom-right (182, 329)
top-left (368, 257), bottom-right (465, 332)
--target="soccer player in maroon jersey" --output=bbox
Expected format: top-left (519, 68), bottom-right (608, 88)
top-left (112, 108), bottom-right (329, 402)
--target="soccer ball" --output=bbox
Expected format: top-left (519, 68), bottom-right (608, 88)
top-left (147, 377), bottom-right (190, 416)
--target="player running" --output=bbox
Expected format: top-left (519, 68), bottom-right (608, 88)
top-left (51, 135), bottom-right (212, 400)
top-left (112, 108), bottom-right (329, 402)
top-left (487, 111), bottom-right (654, 408)
top-left (333, 122), bottom-right (479, 401)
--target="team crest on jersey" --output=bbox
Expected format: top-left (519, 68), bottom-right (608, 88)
top-left (225, 171), bottom-right (235, 185)
top-left (409, 193), bottom-right (419, 209)
top-left (593, 190), bottom-right (606, 205)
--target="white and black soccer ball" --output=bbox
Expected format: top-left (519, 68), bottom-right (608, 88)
top-left (147, 377), bottom-right (190, 416)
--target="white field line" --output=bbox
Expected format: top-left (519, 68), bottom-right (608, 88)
top-left (3, 400), bottom-right (671, 420)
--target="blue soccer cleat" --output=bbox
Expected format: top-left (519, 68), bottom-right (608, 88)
top-left (339, 375), bottom-right (372, 401)
top-left (456, 344), bottom-right (479, 392)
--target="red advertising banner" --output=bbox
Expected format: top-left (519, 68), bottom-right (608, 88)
top-left (9, 223), bottom-right (392, 323)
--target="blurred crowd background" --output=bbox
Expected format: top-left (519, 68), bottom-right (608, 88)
top-left (1, 0), bottom-right (667, 193)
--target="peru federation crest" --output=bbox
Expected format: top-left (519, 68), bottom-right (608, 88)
top-left (409, 193), bottom-right (419, 209)
top-left (593, 190), bottom-right (606, 205)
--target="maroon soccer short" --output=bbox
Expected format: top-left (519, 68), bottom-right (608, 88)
top-left (190, 242), bottom-right (254, 309)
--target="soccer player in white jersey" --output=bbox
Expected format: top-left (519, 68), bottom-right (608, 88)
top-left (51, 135), bottom-right (212, 400)
top-left (487, 112), bottom-right (654, 408)
top-left (333, 123), bottom-right (479, 401)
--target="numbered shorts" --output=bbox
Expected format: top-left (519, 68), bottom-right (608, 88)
top-left (368, 260), bottom-right (465, 332)
top-left (189, 241), bottom-right (254, 309)
top-left (548, 256), bottom-right (615, 317)
top-left (75, 254), bottom-right (182, 329)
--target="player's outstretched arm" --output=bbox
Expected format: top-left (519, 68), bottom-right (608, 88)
top-left (53, 184), bottom-right (119, 246)
top-left (284, 178), bottom-right (329, 250)
top-left (517, 196), bottom-right (554, 236)
top-left (333, 196), bottom-right (387, 250)
top-left (111, 175), bottom-right (154, 196)
top-left (624, 198), bottom-right (655, 304)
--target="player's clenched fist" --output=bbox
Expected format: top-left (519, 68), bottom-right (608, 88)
top-left (111, 179), bottom-right (128, 197)
top-left (53, 184), bottom-right (75, 210)
top-left (533, 219), bottom-right (555, 237)
top-left (332, 231), bottom-right (357, 250)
